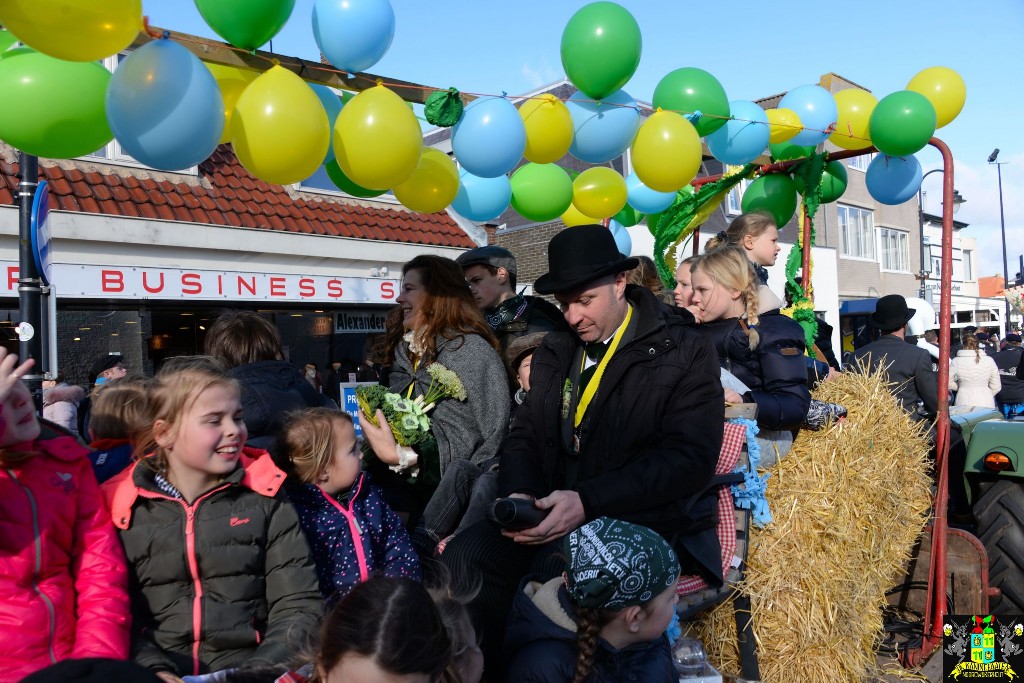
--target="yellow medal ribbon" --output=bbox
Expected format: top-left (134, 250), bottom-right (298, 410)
top-left (575, 304), bottom-right (633, 428)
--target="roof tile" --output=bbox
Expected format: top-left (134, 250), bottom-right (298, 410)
top-left (5, 147), bottom-right (473, 249)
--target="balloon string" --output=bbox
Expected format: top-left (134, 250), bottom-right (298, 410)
top-left (159, 31), bottom-right (871, 142)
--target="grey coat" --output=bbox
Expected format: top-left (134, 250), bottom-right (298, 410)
top-left (853, 334), bottom-right (939, 419)
top-left (389, 332), bottom-right (510, 474)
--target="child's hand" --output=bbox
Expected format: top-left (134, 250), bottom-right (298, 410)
top-left (359, 407), bottom-right (399, 465)
top-left (155, 672), bottom-right (185, 683)
top-left (723, 388), bottom-right (744, 404)
top-left (0, 348), bottom-right (33, 403)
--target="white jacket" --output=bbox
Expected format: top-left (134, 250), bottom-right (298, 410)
top-left (949, 349), bottom-right (1001, 409)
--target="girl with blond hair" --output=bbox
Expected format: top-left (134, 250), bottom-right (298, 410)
top-left (690, 246), bottom-right (810, 430)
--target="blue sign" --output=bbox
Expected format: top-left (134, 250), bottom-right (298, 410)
top-left (30, 180), bottom-right (52, 286)
top-left (340, 382), bottom-right (377, 437)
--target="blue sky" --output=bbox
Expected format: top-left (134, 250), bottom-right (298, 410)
top-left (146, 0), bottom-right (1023, 280)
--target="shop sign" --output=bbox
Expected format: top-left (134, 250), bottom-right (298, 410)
top-left (334, 310), bottom-right (390, 334)
top-left (0, 261), bottom-right (398, 304)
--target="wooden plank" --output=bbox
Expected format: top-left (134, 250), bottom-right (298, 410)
top-left (130, 26), bottom-right (461, 105)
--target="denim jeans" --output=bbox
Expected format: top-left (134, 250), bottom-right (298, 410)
top-left (416, 459), bottom-right (499, 548)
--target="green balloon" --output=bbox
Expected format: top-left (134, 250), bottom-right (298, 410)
top-left (560, 2), bottom-right (642, 101)
top-left (652, 68), bottom-right (729, 137)
top-left (510, 163), bottom-right (573, 222)
top-left (769, 140), bottom-right (815, 162)
top-left (794, 160), bottom-right (848, 204)
top-left (869, 90), bottom-right (937, 157)
top-left (195, 0), bottom-right (296, 51)
top-left (325, 159), bottom-right (386, 198)
top-left (0, 30), bottom-right (17, 55)
top-left (613, 205), bottom-right (644, 228)
top-left (741, 175), bottom-right (798, 227)
top-left (0, 47), bottom-right (112, 158)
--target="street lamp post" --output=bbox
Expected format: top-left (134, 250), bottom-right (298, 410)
top-left (988, 148), bottom-right (1011, 330)
top-left (917, 169), bottom-right (964, 301)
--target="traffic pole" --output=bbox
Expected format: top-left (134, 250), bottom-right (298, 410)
top-left (17, 152), bottom-right (44, 412)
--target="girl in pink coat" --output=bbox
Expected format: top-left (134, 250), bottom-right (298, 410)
top-left (0, 350), bottom-right (130, 681)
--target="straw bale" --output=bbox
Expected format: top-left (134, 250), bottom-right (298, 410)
top-left (690, 368), bottom-right (933, 682)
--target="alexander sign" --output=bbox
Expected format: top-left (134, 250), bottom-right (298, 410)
top-left (334, 311), bottom-right (390, 334)
top-left (0, 261), bottom-right (398, 304)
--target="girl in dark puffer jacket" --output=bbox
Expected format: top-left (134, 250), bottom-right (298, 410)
top-left (103, 356), bottom-right (322, 679)
top-left (690, 246), bottom-right (811, 431)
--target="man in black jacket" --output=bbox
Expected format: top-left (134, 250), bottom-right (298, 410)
top-left (457, 245), bottom-right (569, 392)
top-left (442, 225), bottom-right (724, 672)
top-left (853, 295), bottom-right (939, 420)
top-left (994, 333), bottom-right (1024, 418)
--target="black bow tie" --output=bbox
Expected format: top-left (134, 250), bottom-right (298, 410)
top-left (585, 341), bottom-right (609, 363)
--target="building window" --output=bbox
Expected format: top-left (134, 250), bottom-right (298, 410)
top-left (726, 177), bottom-right (751, 215)
top-left (878, 227), bottom-right (909, 272)
top-left (848, 153), bottom-right (874, 172)
top-left (963, 249), bottom-right (973, 281)
top-left (84, 53), bottom-right (199, 175)
top-left (838, 204), bottom-right (875, 259)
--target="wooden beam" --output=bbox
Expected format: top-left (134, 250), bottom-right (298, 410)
top-left (131, 25), bottom-right (463, 105)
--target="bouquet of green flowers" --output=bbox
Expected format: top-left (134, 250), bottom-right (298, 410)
top-left (355, 363), bottom-right (467, 447)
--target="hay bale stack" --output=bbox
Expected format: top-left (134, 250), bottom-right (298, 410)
top-left (692, 368), bottom-right (933, 682)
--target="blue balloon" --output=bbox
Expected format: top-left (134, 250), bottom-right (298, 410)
top-left (451, 170), bottom-right (512, 222)
top-left (778, 84), bottom-right (838, 147)
top-left (706, 100), bottom-right (770, 165)
top-left (865, 154), bottom-right (922, 205)
top-left (106, 40), bottom-right (223, 171)
top-left (310, 83), bottom-right (344, 164)
top-left (626, 171), bottom-right (675, 214)
top-left (312, 0), bottom-right (395, 74)
top-left (609, 219), bottom-right (632, 256)
top-left (566, 89), bottom-right (641, 164)
top-left (452, 97), bottom-right (526, 178)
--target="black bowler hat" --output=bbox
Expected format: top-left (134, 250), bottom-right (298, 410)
top-left (533, 225), bottom-right (638, 295)
top-left (870, 294), bottom-right (914, 330)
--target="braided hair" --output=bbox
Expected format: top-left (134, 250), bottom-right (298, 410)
top-left (572, 607), bottom-right (616, 683)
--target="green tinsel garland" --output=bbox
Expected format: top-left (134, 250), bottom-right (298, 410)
top-left (652, 164), bottom-right (757, 288)
top-left (782, 152), bottom-right (828, 350)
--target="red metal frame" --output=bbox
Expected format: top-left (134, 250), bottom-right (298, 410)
top-left (680, 140), bottom-right (960, 669)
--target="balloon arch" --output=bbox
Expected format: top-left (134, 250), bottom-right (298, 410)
top-left (0, 0), bottom-right (966, 300)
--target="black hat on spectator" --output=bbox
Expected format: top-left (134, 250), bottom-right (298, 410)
top-left (534, 225), bottom-right (638, 295)
top-left (869, 295), bottom-right (914, 330)
top-left (1006, 333), bottom-right (1022, 343)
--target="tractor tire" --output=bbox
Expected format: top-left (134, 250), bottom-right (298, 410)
top-left (974, 480), bottom-right (1024, 615)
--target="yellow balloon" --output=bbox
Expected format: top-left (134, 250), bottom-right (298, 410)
top-left (0, 0), bottom-right (142, 62)
top-left (571, 167), bottom-right (627, 219)
top-left (561, 202), bottom-right (596, 227)
top-left (205, 62), bottom-right (259, 144)
top-left (829, 89), bottom-right (877, 150)
top-left (631, 111), bottom-right (702, 193)
top-left (334, 85), bottom-right (423, 191)
top-left (765, 108), bottom-right (802, 144)
top-left (232, 66), bottom-right (330, 186)
top-left (519, 93), bottom-right (573, 164)
top-left (907, 66), bottom-right (966, 128)
top-left (394, 148), bottom-right (460, 214)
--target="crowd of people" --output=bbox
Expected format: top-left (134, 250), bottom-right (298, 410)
top-left (2, 211), bottom-right (1019, 683)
